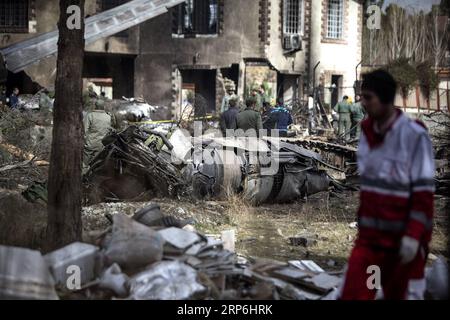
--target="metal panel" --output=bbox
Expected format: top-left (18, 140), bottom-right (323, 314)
top-left (0, 0), bottom-right (186, 73)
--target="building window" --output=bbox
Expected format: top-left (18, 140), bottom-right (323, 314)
top-left (283, 0), bottom-right (303, 36)
top-left (326, 0), bottom-right (343, 39)
top-left (0, 0), bottom-right (29, 33)
top-left (174, 0), bottom-right (219, 36)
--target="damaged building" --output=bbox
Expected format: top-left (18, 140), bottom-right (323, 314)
top-left (1, 0), bottom-right (363, 119)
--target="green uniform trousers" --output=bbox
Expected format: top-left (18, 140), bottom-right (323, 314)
top-left (338, 113), bottom-right (352, 141)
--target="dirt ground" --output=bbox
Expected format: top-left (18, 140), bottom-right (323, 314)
top-left (82, 191), bottom-right (449, 271)
top-left (1, 186), bottom-right (447, 269)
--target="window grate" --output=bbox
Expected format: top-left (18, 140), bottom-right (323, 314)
top-left (174, 0), bottom-right (219, 35)
top-left (283, 0), bottom-right (303, 35)
top-left (0, 0), bottom-right (29, 33)
top-left (327, 0), bottom-right (343, 39)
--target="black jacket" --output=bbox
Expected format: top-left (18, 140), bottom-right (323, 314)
top-left (220, 107), bottom-right (239, 135)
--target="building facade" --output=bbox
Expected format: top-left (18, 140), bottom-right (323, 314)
top-left (1, 0), bottom-right (363, 119)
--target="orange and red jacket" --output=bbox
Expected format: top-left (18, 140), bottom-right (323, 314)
top-left (356, 110), bottom-right (435, 249)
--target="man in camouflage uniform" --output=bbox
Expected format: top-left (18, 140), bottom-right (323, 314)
top-left (83, 99), bottom-right (113, 174)
top-left (350, 94), bottom-right (366, 140)
top-left (39, 89), bottom-right (53, 112)
top-left (334, 96), bottom-right (352, 142)
top-left (83, 83), bottom-right (98, 112)
top-left (221, 79), bottom-right (237, 113)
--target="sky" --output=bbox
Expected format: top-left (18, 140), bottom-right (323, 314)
top-left (382, 0), bottom-right (442, 12)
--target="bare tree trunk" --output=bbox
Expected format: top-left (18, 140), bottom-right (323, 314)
top-left (430, 13), bottom-right (449, 68)
top-left (46, 0), bottom-right (85, 251)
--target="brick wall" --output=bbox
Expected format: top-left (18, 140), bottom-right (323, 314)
top-left (304, 0), bottom-right (312, 76)
top-left (259, 0), bottom-right (271, 45)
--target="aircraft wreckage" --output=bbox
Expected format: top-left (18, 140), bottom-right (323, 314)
top-left (84, 126), bottom-right (356, 205)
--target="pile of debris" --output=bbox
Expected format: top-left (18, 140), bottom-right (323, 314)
top-left (85, 126), bottom-right (190, 203)
top-left (0, 203), bottom-right (347, 300)
top-left (108, 97), bottom-right (160, 125)
top-left (85, 125), bottom-right (350, 205)
top-left (1, 201), bottom-right (448, 300)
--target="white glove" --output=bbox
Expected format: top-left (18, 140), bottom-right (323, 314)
top-left (399, 236), bottom-right (420, 265)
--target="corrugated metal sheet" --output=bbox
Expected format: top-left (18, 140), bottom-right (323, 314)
top-left (0, 0), bottom-right (185, 73)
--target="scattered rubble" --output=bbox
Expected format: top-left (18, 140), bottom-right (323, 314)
top-left (0, 103), bottom-right (447, 301)
top-left (97, 263), bottom-right (129, 297)
top-left (103, 214), bottom-right (164, 271)
top-left (85, 126), bottom-right (350, 206)
top-left (128, 261), bottom-right (205, 300)
top-left (0, 204), bottom-right (351, 300)
top-left (44, 242), bottom-right (99, 288)
top-left (108, 97), bottom-right (160, 126)
top-left (0, 245), bottom-right (58, 300)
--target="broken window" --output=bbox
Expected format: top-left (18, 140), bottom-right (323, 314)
top-left (174, 0), bottom-right (219, 36)
top-left (326, 0), bottom-right (344, 39)
top-left (0, 0), bottom-right (29, 33)
top-left (283, 0), bottom-right (303, 36)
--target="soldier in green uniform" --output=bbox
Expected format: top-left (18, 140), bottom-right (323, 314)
top-left (221, 91), bottom-right (238, 113)
top-left (39, 89), bottom-right (53, 112)
top-left (83, 83), bottom-right (98, 112)
top-left (350, 94), bottom-right (366, 140)
top-left (221, 79), bottom-right (237, 113)
top-left (236, 96), bottom-right (263, 136)
top-left (334, 96), bottom-right (352, 142)
top-left (83, 99), bottom-right (113, 174)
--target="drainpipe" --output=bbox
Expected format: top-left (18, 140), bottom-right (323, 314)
top-left (355, 61), bottom-right (362, 81)
top-left (310, 61), bottom-right (320, 134)
top-left (312, 61), bottom-right (320, 93)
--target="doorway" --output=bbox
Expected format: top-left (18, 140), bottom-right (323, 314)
top-left (179, 69), bottom-right (216, 116)
top-left (83, 53), bottom-right (135, 99)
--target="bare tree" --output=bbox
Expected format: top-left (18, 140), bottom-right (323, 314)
top-left (363, 4), bottom-right (441, 66)
top-left (46, 0), bottom-right (85, 250)
top-left (404, 13), bottom-right (427, 63)
top-left (428, 11), bottom-right (449, 68)
top-left (385, 5), bottom-right (410, 61)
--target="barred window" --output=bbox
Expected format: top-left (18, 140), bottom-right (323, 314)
top-left (174, 0), bottom-right (219, 36)
top-left (327, 0), bottom-right (343, 39)
top-left (283, 0), bottom-right (303, 35)
top-left (0, 0), bottom-right (29, 33)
